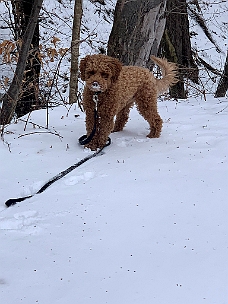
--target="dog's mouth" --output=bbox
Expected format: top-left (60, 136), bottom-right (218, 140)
top-left (87, 81), bottom-right (106, 92)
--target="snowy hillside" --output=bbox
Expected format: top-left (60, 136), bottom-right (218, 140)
top-left (1, 95), bottom-right (228, 303)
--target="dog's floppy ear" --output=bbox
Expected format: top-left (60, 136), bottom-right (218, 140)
top-left (79, 56), bottom-right (89, 81)
top-left (109, 57), bottom-right (122, 82)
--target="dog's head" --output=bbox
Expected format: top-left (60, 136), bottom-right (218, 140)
top-left (80, 54), bottom-right (122, 92)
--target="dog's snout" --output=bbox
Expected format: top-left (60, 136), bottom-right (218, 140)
top-left (91, 81), bottom-right (101, 91)
top-left (92, 82), bottom-right (99, 88)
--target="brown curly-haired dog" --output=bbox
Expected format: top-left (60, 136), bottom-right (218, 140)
top-left (80, 54), bottom-right (177, 150)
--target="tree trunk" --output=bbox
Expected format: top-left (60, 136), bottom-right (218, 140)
top-left (12, 0), bottom-right (41, 117)
top-left (69, 0), bottom-right (83, 104)
top-left (159, 0), bottom-right (198, 99)
top-left (0, 0), bottom-right (43, 126)
top-left (215, 51), bottom-right (228, 98)
top-left (107, 0), bottom-right (167, 69)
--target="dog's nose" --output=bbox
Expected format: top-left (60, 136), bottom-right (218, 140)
top-left (91, 81), bottom-right (101, 91)
top-left (92, 81), bottom-right (99, 88)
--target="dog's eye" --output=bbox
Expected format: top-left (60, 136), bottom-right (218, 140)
top-left (87, 70), bottom-right (95, 77)
top-left (101, 72), bottom-right (109, 79)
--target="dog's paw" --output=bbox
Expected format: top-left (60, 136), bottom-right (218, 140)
top-left (112, 126), bottom-right (123, 133)
top-left (84, 145), bottom-right (97, 151)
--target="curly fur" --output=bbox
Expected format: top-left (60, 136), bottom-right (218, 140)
top-left (80, 54), bottom-right (178, 150)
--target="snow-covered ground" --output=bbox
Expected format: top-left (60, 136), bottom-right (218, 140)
top-left (1, 94), bottom-right (228, 303)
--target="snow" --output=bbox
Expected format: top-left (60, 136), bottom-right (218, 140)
top-left (1, 95), bottom-right (228, 303)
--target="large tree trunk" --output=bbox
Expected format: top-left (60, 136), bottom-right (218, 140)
top-left (215, 51), bottom-right (228, 98)
top-left (0, 0), bottom-right (43, 126)
top-left (159, 0), bottom-right (198, 99)
top-left (12, 0), bottom-right (41, 117)
top-left (107, 0), bottom-right (167, 68)
top-left (69, 0), bottom-right (83, 104)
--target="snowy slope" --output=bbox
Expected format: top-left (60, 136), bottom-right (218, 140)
top-left (1, 95), bottom-right (228, 304)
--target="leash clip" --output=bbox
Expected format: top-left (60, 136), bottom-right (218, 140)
top-left (93, 93), bottom-right (98, 110)
top-left (93, 92), bottom-right (100, 110)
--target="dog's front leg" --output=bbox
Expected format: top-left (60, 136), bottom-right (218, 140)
top-left (84, 110), bottom-right (114, 151)
top-left (82, 90), bottom-right (95, 134)
top-left (82, 91), bottom-right (99, 150)
top-left (95, 112), bottom-right (115, 149)
top-left (84, 107), bottom-right (104, 150)
top-left (83, 93), bottom-right (116, 150)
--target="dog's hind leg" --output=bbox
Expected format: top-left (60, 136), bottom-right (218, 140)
top-left (113, 102), bottom-right (133, 132)
top-left (135, 87), bottom-right (163, 138)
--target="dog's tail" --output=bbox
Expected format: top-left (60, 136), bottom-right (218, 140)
top-left (151, 55), bottom-right (178, 94)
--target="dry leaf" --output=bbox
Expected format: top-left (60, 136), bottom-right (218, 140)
top-left (51, 36), bottom-right (61, 47)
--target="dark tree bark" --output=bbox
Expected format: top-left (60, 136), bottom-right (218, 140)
top-left (0, 0), bottom-right (43, 125)
top-left (159, 0), bottom-right (199, 99)
top-left (11, 0), bottom-right (41, 117)
top-left (215, 51), bottom-right (228, 98)
top-left (107, 0), bottom-right (167, 69)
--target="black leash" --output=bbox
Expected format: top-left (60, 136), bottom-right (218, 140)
top-left (5, 147), bottom-right (105, 207)
top-left (5, 93), bottom-right (111, 208)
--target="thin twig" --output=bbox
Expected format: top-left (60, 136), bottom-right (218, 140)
top-left (216, 104), bottom-right (228, 114)
top-left (18, 131), bottom-right (63, 139)
top-left (18, 118), bottom-right (63, 138)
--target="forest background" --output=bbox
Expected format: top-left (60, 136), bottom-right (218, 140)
top-left (0, 0), bottom-right (228, 127)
